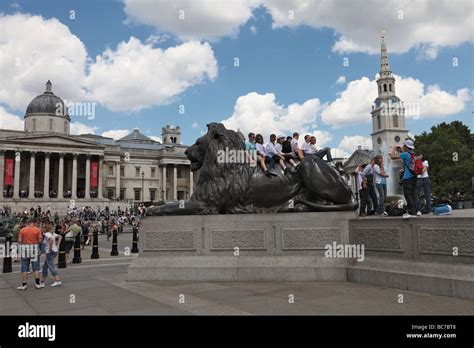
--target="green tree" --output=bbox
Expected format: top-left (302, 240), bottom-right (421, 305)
top-left (414, 121), bottom-right (474, 199)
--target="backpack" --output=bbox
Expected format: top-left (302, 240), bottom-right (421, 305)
top-left (282, 140), bottom-right (292, 154)
top-left (408, 153), bottom-right (424, 176)
top-left (365, 166), bottom-right (374, 185)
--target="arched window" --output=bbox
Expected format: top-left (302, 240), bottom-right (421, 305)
top-left (393, 115), bottom-right (398, 127)
top-left (389, 84), bottom-right (392, 92)
top-left (377, 115), bottom-right (381, 129)
top-left (383, 84), bottom-right (387, 92)
top-left (32, 118), bottom-right (36, 130)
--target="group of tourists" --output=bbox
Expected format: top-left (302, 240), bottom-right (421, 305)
top-left (357, 139), bottom-right (432, 218)
top-left (3, 204), bottom-right (142, 290)
top-left (244, 132), bottom-right (337, 176)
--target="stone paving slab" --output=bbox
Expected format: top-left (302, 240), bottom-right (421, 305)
top-left (2, 255), bottom-right (474, 315)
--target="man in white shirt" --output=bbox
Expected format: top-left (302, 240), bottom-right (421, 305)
top-left (291, 132), bottom-right (304, 160)
top-left (255, 133), bottom-right (277, 177)
top-left (309, 136), bottom-right (333, 162)
top-left (266, 134), bottom-right (286, 172)
top-left (301, 135), bottom-right (315, 156)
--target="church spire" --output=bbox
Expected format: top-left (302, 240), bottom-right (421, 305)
top-left (380, 29), bottom-right (391, 75)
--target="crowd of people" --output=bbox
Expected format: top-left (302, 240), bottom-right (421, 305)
top-left (2, 204), bottom-right (144, 290)
top-left (356, 139), bottom-right (434, 218)
top-left (244, 132), bottom-right (338, 176)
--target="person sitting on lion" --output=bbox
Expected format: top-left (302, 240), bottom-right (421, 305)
top-left (147, 123), bottom-right (357, 216)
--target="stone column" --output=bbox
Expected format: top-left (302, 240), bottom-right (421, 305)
top-left (173, 164), bottom-right (177, 200)
top-left (71, 154), bottom-right (78, 199)
top-left (0, 151), bottom-right (4, 195)
top-left (98, 156), bottom-right (104, 199)
top-left (189, 169), bottom-right (194, 197)
top-left (115, 161), bottom-right (120, 200)
top-left (85, 155), bottom-right (91, 199)
top-left (58, 153), bottom-right (64, 199)
top-left (28, 152), bottom-right (36, 199)
top-left (162, 165), bottom-right (167, 201)
top-left (44, 153), bottom-right (50, 198)
top-left (13, 151), bottom-right (21, 199)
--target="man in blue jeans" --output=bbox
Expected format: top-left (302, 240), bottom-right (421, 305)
top-left (17, 218), bottom-right (43, 290)
top-left (390, 140), bottom-right (418, 218)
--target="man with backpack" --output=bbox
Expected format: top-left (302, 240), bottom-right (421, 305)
top-left (390, 140), bottom-right (423, 218)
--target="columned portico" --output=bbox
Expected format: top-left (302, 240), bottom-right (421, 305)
top-left (173, 165), bottom-right (178, 201)
top-left (44, 153), bottom-right (50, 199)
top-left (13, 151), bottom-right (21, 199)
top-left (98, 156), bottom-right (104, 199)
top-left (115, 161), bottom-right (120, 200)
top-left (28, 152), bottom-right (36, 199)
top-left (58, 153), bottom-right (64, 199)
top-left (71, 154), bottom-right (78, 199)
top-left (85, 155), bottom-right (91, 199)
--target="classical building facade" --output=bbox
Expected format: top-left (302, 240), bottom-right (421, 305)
top-left (0, 81), bottom-right (195, 212)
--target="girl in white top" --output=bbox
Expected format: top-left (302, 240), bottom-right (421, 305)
top-left (416, 157), bottom-right (431, 213)
top-left (40, 220), bottom-right (62, 287)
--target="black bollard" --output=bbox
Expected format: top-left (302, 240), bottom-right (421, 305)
top-left (2, 234), bottom-right (12, 273)
top-left (91, 228), bottom-right (100, 259)
top-left (72, 233), bottom-right (82, 264)
top-left (131, 224), bottom-right (139, 253)
top-left (58, 233), bottom-right (67, 269)
top-left (110, 229), bottom-right (119, 256)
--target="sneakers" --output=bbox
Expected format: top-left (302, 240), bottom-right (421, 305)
top-left (17, 284), bottom-right (27, 290)
top-left (382, 212), bottom-right (389, 217)
top-left (50, 281), bottom-right (62, 287)
top-left (416, 211), bottom-right (422, 216)
top-left (265, 169), bottom-right (277, 177)
top-left (402, 213), bottom-right (417, 219)
top-left (35, 283), bottom-right (45, 289)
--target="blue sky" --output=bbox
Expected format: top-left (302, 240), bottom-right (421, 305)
top-left (0, 0), bottom-right (472, 156)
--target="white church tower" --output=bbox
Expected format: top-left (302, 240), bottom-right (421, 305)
top-left (371, 31), bottom-right (409, 153)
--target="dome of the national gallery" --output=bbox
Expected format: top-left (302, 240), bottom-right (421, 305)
top-left (25, 80), bottom-right (70, 120)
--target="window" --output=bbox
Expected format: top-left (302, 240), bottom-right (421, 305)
top-left (177, 166), bottom-right (183, 178)
top-left (32, 118), bottom-right (36, 130)
top-left (120, 166), bottom-right (125, 177)
top-left (151, 167), bottom-right (156, 178)
top-left (108, 166), bottom-right (114, 176)
top-left (134, 189), bottom-right (141, 201)
top-left (394, 136), bottom-right (401, 143)
top-left (149, 189), bottom-right (156, 201)
top-left (377, 137), bottom-right (382, 145)
top-left (120, 188), bottom-right (125, 200)
top-left (377, 115), bottom-right (381, 129)
top-left (393, 115), bottom-right (399, 128)
top-left (107, 189), bottom-right (114, 199)
top-left (49, 119), bottom-right (53, 130)
top-left (135, 167), bottom-right (140, 177)
top-left (383, 84), bottom-right (387, 92)
top-left (389, 84), bottom-right (392, 92)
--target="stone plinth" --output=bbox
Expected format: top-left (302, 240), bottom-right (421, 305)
top-left (127, 211), bottom-right (356, 281)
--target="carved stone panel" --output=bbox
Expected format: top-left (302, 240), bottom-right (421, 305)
top-left (210, 229), bottom-right (266, 250)
top-left (281, 227), bottom-right (341, 250)
top-left (144, 230), bottom-right (196, 251)
top-left (419, 227), bottom-right (474, 255)
top-left (350, 227), bottom-right (402, 252)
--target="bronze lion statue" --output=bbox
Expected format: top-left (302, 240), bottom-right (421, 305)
top-left (147, 123), bottom-right (357, 215)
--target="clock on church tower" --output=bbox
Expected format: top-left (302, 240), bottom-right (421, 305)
top-left (370, 31), bottom-right (409, 153)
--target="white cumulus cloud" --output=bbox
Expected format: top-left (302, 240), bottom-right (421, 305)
top-left (70, 122), bottom-right (98, 135)
top-left (0, 107), bottom-right (23, 130)
top-left (222, 92), bottom-right (323, 141)
top-left (101, 129), bottom-right (130, 140)
top-left (336, 75), bottom-right (346, 84)
top-left (321, 75), bottom-right (471, 128)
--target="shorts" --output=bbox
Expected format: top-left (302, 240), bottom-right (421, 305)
top-left (65, 241), bottom-right (74, 253)
top-left (282, 154), bottom-right (293, 161)
top-left (21, 257), bottom-right (40, 273)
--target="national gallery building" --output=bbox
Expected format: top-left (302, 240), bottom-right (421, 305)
top-left (0, 81), bottom-right (195, 212)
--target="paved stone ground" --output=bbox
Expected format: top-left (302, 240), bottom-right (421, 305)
top-left (1, 232), bottom-right (474, 315)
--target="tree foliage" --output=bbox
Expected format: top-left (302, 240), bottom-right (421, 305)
top-left (414, 121), bottom-right (474, 198)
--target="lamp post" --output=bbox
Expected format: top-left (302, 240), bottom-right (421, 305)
top-left (141, 171), bottom-right (144, 202)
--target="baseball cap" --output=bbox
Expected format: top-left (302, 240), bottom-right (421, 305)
top-left (404, 140), bottom-right (415, 149)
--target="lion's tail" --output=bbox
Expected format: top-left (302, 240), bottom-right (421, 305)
top-left (298, 199), bottom-right (359, 212)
